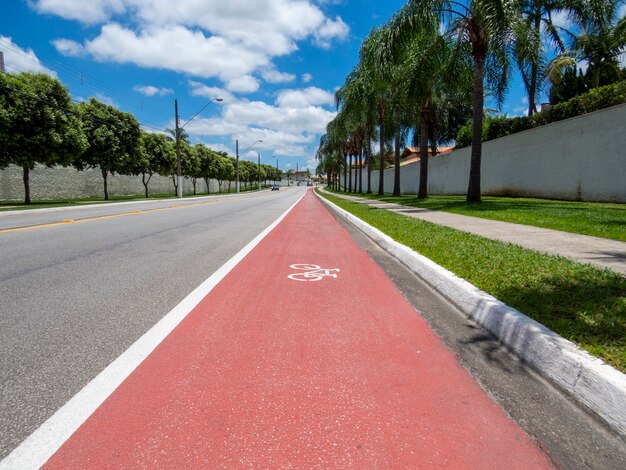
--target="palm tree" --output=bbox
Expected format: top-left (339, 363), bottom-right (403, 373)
top-left (379, 16), bottom-right (473, 198)
top-left (335, 64), bottom-right (379, 194)
top-left (548, 0), bottom-right (626, 88)
top-left (514, 0), bottom-right (569, 115)
top-left (388, 0), bottom-right (518, 202)
top-left (360, 27), bottom-right (396, 196)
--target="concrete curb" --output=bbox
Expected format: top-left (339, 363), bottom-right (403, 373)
top-left (317, 192), bottom-right (626, 437)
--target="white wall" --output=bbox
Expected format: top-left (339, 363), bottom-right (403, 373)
top-left (347, 103), bottom-right (626, 202)
top-left (0, 165), bottom-right (222, 201)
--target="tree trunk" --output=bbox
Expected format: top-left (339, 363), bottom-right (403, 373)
top-left (429, 114), bottom-right (437, 157)
top-left (592, 64), bottom-right (601, 88)
top-left (528, 15), bottom-right (541, 116)
top-left (142, 172), bottom-right (152, 198)
top-left (348, 153), bottom-right (352, 193)
top-left (418, 102), bottom-right (430, 199)
top-left (393, 122), bottom-right (401, 196)
top-left (171, 174), bottom-right (178, 196)
top-left (192, 177), bottom-right (197, 195)
top-left (378, 99), bottom-right (385, 195)
top-left (358, 146), bottom-right (363, 193)
top-left (367, 134), bottom-right (372, 194)
top-left (467, 49), bottom-right (485, 203)
top-left (22, 165), bottom-right (31, 205)
top-left (343, 152), bottom-right (348, 192)
top-left (204, 177), bottom-right (210, 194)
top-left (102, 168), bottom-right (109, 201)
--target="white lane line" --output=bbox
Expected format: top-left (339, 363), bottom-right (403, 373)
top-left (0, 191), bottom-right (306, 470)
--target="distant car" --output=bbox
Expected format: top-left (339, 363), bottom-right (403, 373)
top-left (307, 181), bottom-right (313, 186)
top-left (271, 185), bottom-right (280, 191)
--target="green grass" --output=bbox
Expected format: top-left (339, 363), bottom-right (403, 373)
top-left (336, 191), bottom-right (626, 242)
top-left (319, 191), bottom-right (626, 372)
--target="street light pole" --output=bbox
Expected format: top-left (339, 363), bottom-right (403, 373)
top-left (174, 99), bottom-right (182, 198)
top-left (235, 139), bottom-right (239, 193)
top-left (174, 97), bottom-right (223, 198)
top-left (257, 152), bottom-right (261, 190)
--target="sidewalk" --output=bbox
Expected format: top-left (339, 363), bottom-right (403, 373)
top-left (20, 190), bottom-right (552, 468)
top-left (327, 191), bottom-right (626, 276)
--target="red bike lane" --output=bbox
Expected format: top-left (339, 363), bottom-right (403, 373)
top-left (44, 189), bottom-right (553, 468)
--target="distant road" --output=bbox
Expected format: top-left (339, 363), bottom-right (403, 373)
top-left (0, 188), bottom-right (305, 459)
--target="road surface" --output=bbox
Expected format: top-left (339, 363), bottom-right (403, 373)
top-left (1, 188), bottom-right (624, 468)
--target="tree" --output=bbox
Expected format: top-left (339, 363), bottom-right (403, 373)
top-left (392, 0), bottom-right (518, 202)
top-left (548, 0), bottom-right (626, 89)
top-left (75, 98), bottom-right (141, 200)
top-left (196, 144), bottom-right (219, 193)
top-left (182, 144), bottom-right (200, 195)
top-left (0, 73), bottom-right (87, 204)
top-left (217, 156), bottom-right (235, 192)
top-left (359, 27), bottom-right (396, 195)
top-left (132, 132), bottom-right (175, 197)
top-left (513, 0), bottom-right (568, 115)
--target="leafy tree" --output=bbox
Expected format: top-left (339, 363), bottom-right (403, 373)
top-left (0, 72), bottom-right (87, 204)
top-left (182, 144), bottom-right (200, 194)
top-left (132, 132), bottom-right (175, 197)
top-left (216, 156), bottom-right (235, 192)
top-left (75, 98), bottom-right (141, 200)
top-left (195, 144), bottom-right (219, 193)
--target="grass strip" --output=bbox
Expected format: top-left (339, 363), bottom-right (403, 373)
top-left (340, 192), bottom-right (626, 242)
top-left (319, 191), bottom-right (626, 372)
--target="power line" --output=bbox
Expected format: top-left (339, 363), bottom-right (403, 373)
top-left (1, 70), bottom-right (171, 135)
top-left (0, 37), bottom-right (170, 120)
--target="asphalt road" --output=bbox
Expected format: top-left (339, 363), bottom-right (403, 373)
top-left (0, 188), bottom-right (305, 459)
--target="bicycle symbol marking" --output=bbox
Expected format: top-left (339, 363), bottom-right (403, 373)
top-left (287, 264), bottom-right (340, 282)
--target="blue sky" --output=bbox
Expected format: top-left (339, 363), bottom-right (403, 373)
top-left (1, 0), bottom-right (536, 173)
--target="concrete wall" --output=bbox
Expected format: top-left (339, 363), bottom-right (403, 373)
top-left (347, 103), bottom-right (626, 203)
top-left (0, 165), bottom-right (233, 201)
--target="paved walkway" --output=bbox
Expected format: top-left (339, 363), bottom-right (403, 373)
top-left (326, 191), bottom-right (626, 276)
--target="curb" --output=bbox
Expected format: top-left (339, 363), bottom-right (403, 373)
top-left (317, 191), bottom-right (626, 437)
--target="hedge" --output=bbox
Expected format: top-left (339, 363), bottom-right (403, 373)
top-left (455, 80), bottom-right (626, 148)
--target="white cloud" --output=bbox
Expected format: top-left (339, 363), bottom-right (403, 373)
top-left (184, 117), bottom-right (248, 137)
top-left (183, 91), bottom-right (336, 157)
top-left (261, 68), bottom-right (296, 84)
top-left (51, 38), bottom-right (84, 57)
top-left (226, 75), bottom-right (260, 93)
top-left (134, 85), bottom-right (173, 96)
top-left (313, 16), bottom-right (349, 48)
top-left (275, 87), bottom-right (335, 108)
top-left (81, 24), bottom-right (269, 82)
top-left (94, 92), bottom-right (117, 107)
top-left (0, 36), bottom-right (56, 76)
top-left (201, 142), bottom-right (231, 154)
top-left (302, 73), bottom-right (313, 83)
top-left (37, 0), bottom-right (349, 89)
top-left (188, 81), bottom-right (234, 102)
top-left (33, 0), bottom-right (126, 24)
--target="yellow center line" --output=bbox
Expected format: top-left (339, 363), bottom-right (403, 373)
top-left (0, 198), bottom-right (229, 234)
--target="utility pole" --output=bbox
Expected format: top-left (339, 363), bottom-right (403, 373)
top-left (0, 51), bottom-right (5, 73)
top-left (174, 99), bottom-right (183, 198)
top-left (235, 139), bottom-right (239, 193)
top-left (296, 163), bottom-right (299, 185)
